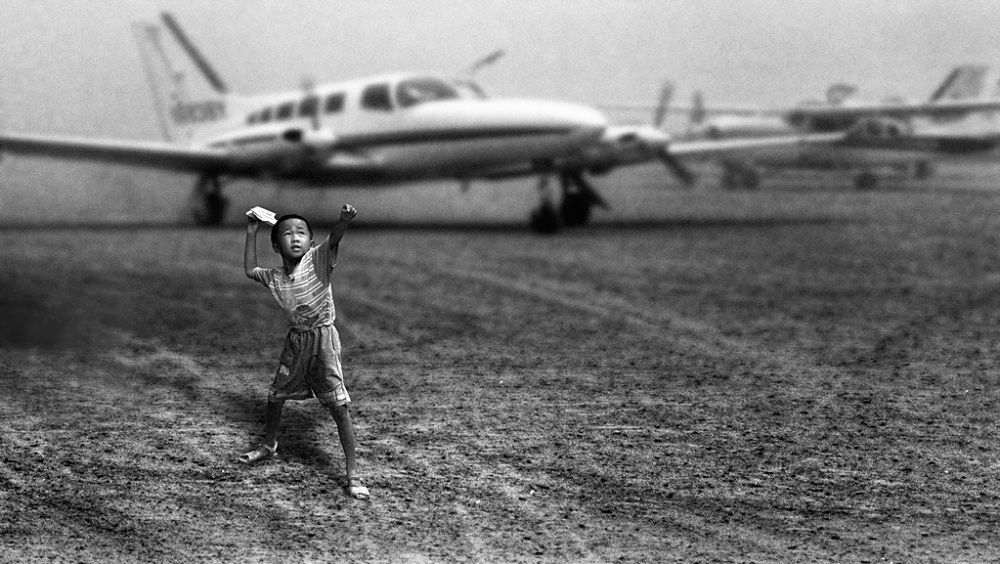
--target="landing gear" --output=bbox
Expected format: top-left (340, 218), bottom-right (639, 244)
top-left (530, 175), bottom-right (560, 234)
top-left (530, 199), bottom-right (561, 234)
top-left (189, 174), bottom-right (229, 226)
top-left (528, 171), bottom-right (609, 234)
top-left (559, 171), bottom-right (607, 227)
top-left (559, 192), bottom-right (592, 227)
top-left (854, 171), bottom-right (879, 191)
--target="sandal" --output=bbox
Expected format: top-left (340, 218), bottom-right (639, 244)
top-left (237, 441), bottom-right (277, 465)
top-left (344, 476), bottom-right (370, 500)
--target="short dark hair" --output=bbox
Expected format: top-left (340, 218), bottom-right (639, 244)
top-left (271, 214), bottom-right (312, 247)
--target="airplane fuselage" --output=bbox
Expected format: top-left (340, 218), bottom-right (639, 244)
top-left (188, 73), bottom-right (607, 186)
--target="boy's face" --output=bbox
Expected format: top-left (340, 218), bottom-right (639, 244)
top-left (272, 218), bottom-right (312, 260)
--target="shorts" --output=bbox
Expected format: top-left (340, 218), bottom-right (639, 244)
top-left (268, 324), bottom-right (351, 407)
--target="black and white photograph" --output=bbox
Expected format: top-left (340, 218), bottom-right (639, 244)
top-left (2, 1), bottom-right (999, 562)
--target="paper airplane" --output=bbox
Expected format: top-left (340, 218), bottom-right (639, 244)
top-left (246, 206), bottom-right (277, 225)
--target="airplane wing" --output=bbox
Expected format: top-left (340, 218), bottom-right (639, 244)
top-left (600, 102), bottom-right (768, 118)
top-left (607, 98), bottom-right (1000, 122)
top-left (786, 99), bottom-right (1000, 121)
top-left (835, 129), bottom-right (1000, 155)
top-left (0, 133), bottom-right (231, 172)
top-left (666, 131), bottom-right (848, 157)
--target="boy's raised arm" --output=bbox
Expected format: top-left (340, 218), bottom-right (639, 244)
top-left (327, 204), bottom-right (358, 250)
top-left (245, 217), bottom-right (260, 278)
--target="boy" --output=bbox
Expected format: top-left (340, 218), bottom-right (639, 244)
top-left (240, 204), bottom-right (369, 500)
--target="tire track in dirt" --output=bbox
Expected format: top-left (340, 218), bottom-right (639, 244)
top-left (334, 294), bottom-right (411, 352)
top-left (351, 250), bottom-right (841, 382)
top-left (361, 429), bottom-right (807, 560)
top-left (109, 330), bottom-right (211, 380)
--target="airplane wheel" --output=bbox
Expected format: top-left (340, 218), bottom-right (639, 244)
top-left (530, 202), bottom-right (560, 234)
top-left (559, 193), bottom-right (592, 227)
top-left (854, 172), bottom-right (878, 191)
top-left (190, 178), bottom-right (230, 226)
top-left (203, 192), bottom-right (230, 226)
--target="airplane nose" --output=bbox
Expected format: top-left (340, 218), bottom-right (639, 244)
top-left (417, 98), bottom-right (607, 137)
top-left (528, 100), bottom-right (608, 135)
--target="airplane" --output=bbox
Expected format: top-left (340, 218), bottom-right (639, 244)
top-left (677, 64), bottom-right (1000, 190)
top-left (1, 14), bottom-right (990, 233)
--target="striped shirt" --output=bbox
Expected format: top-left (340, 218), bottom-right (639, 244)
top-left (251, 237), bottom-right (337, 332)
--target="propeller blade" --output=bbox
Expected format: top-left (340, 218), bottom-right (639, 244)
top-left (466, 49), bottom-right (505, 76)
top-left (653, 81), bottom-right (673, 128)
top-left (655, 147), bottom-right (696, 186)
top-left (690, 91), bottom-right (706, 126)
top-left (300, 75), bottom-right (321, 131)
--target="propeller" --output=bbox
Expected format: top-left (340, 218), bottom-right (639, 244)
top-left (655, 146), bottom-right (696, 186)
top-left (653, 81), bottom-right (673, 129)
top-left (649, 81), bottom-right (695, 186)
top-left (273, 75), bottom-right (339, 171)
top-left (465, 49), bottom-right (506, 77)
top-left (456, 49), bottom-right (505, 98)
top-left (689, 91), bottom-right (706, 127)
top-left (300, 75), bottom-right (321, 131)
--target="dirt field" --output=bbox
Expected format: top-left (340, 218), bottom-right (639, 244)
top-left (2, 169), bottom-right (1000, 563)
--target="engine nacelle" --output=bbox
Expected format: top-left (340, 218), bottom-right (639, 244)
top-left (690, 116), bottom-right (795, 140)
top-left (845, 117), bottom-right (913, 141)
top-left (209, 124), bottom-right (339, 173)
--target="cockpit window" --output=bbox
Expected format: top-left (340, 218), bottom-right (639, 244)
top-left (361, 83), bottom-right (393, 112)
top-left (396, 77), bottom-right (461, 108)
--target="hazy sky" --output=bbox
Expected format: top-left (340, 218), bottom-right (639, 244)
top-left (4, 0), bottom-right (1000, 140)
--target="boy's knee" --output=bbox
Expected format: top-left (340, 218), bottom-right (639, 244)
top-left (328, 402), bottom-right (351, 419)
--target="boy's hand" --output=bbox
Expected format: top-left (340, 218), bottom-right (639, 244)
top-left (341, 204), bottom-right (358, 222)
top-left (247, 216), bottom-right (260, 234)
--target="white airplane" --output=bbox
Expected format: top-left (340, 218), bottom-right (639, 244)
top-left (679, 65), bottom-right (1000, 190)
top-left (0, 12), bottom-right (918, 232)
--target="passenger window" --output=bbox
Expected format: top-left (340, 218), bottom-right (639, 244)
top-left (276, 102), bottom-right (295, 121)
top-left (299, 96), bottom-right (319, 118)
top-left (259, 107), bottom-right (272, 123)
top-left (325, 92), bottom-right (345, 113)
top-left (361, 84), bottom-right (393, 112)
top-left (247, 112), bottom-right (258, 125)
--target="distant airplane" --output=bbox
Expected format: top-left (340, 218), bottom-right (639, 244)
top-left (0, 13), bottom-right (969, 232)
top-left (679, 64), bottom-right (1000, 190)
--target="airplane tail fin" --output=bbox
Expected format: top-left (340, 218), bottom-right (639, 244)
top-left (132, 12), bottom-right (247, 143)
top-left (929, 64), bottom-right (987, 102)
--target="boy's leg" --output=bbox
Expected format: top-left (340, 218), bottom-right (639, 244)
top-left (262, 400), bottom-right (285, 449)
top-left (327, 403), bottom-right (357, 478)
top-left (238, 400), bottom-right (284, 464)
top-left (329, 403), bottom-right (368, 498)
